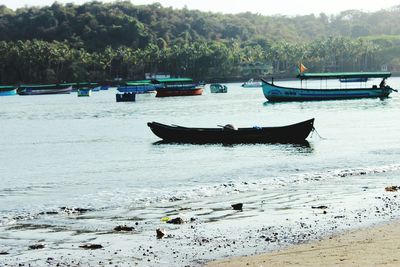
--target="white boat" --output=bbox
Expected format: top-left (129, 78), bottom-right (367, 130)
top-left (241, 78), bottom-right (262, 88)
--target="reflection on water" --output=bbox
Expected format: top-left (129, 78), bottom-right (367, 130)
top-left (152, 140), bottom-right (312, 151)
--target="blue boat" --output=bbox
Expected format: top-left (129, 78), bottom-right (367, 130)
top-left (0, 86), bottom-right (17, 96)
top-left (117, 80), bottom-right (156, 94)
top-left (262, 72), bottom-right (396, 102)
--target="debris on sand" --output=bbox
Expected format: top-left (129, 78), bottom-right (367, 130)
top-left (29, 244), bottom-right (45, 250)
top-left (231, 203), bottom-right (243, 211)
top-left (156, 228), bottom-right (166, 239)
top-left (385, 186), bottom-right (400, 192)
top-left (114, 225), bottom-right (135, 232)
top-left (167, 217), bottom-right (184, 224)
top-left (311, 205), bottom-right (328, 209)
top-left (79, 244), bottom-right (103, 250)
top-left (60, 207), bottom-right (92, 214)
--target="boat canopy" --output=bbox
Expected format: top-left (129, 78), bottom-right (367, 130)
top-left (61, 82), bottom-right (98, 86)
top-left (19, 84), bottom-right (59, 88)
top-left (124, 80), bottom-right (152, 86)
top-left (297, 72), bottom-right (391, 80)
top-left (153, 78), bottom-right (193, 83)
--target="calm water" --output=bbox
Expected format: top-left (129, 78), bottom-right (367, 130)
top-left (1, 79), bottom-right (400, 265)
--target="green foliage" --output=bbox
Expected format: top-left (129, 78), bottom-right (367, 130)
top-left (1, 2), bottom-right (400, 83)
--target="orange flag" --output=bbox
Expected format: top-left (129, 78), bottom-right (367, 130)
top-left (299, 63), bottom-right (308, 73)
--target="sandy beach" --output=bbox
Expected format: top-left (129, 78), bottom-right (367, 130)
top-left (207, 221), bottom-right (400, 267)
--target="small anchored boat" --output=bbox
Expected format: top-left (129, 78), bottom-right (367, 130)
top-left (153, 78), bottom-right (203, 97)
top-left (242, 78), bottom-right (262, 88)
top-left (17, 84), bottom-right (72, 95)
top-left (210, 83), bottom-right (228, 93)
top-left (147, 118), bottom-right (314, 144)
top-left (262, 72), bottom-right (396, 102)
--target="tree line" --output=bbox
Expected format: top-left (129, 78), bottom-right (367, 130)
top-left (0, 1), bottom-right (400, 84)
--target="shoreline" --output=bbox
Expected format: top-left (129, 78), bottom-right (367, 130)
top-left (207, 220), bottom-right (400, 267)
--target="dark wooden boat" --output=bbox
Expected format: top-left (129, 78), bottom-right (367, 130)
top-left (116, 92), bottom-right (136, 102)
top-left (147, 118), bottom-right (314, 144)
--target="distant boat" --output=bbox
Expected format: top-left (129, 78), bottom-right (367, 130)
top-left (77, 88), bottom-right (92, 97)
top-left (340, 77), bottom-right (368, 83)
top-left (262, 72), bottom-right (396, 102)
top-left (147, 118), bottom-right (314, 144)
top-left (117, 80), bottom-right (156, 94)
top-left (17, 84), bottom-right (72, 95)
top-left (210, 83), bottom-right (228, 93)
top-left (153, 78), bottom-right (203, 97)
top-left (242, 78), bottom-right (262, 88)
top-left (116, 92), bottom-right (136, 102)
top-left (0, 86), bottom-right (17, 96)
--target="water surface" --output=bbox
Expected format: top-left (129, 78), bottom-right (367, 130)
top-left (1, 79), bottom-right (400, 265)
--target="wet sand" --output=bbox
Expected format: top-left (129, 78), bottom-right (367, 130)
top-left (207, 220), bottom-right (400, 267)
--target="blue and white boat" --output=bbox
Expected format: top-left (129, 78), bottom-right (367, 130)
top-left (77, 88), bottom-right (92, 97)
top-left (0, 86), bottom-right (17, 96)
top-left (262, 72), bottom-right (396, 102)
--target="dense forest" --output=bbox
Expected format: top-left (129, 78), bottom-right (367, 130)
top-left (1, 1), bottom-right (400, 84)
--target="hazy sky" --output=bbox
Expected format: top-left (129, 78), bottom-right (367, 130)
top-left (1, 0), bottom-right (399, 16)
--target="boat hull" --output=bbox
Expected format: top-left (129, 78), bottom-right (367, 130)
top-left (147, 119), bottom-right (314, 144)
top-left (0, 89), bottom-right (17, 96)
top-left (117, 85), bottom-right (156, 94)
top-left (262, 79), bottom-right (392, 102)
top-left (155, 88), bottom-right (203, 97)
top-left (18, 86), bottom-right (72, 96)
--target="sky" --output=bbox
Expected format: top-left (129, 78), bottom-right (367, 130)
top-left (1, 0), bottom-right (399, 16)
